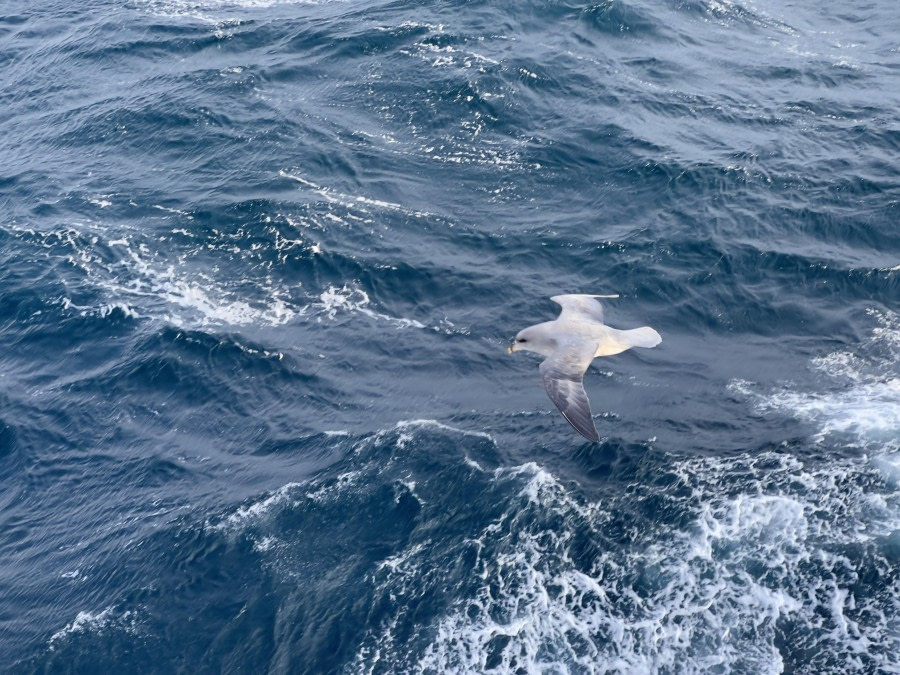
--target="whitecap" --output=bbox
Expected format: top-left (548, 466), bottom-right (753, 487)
top-left (353, 446), bottom-right (900, 673)
top-left (211, 482), bottom-right (304, 532)
top-left (730, 309), bottom-right (900, 446)
top-left (315, 285), bottom-right (425, 330)
top-left (48, 608), bottom-right (136, 651)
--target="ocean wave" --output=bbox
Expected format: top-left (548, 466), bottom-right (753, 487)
top-left (48, 607), bottom-right (138, 652)
top-left (5, 0), bottom-right (900, 670)
top-left (4, 219), bottom-right (454, 333)
top-left (731, 308), bottom-right (900, 446)
top-left (196, 412), bottom-right (900, 673)
top-left (138, 0), bottom-right (322, 22)
top-left (354, 449), bottom-right (900, 673)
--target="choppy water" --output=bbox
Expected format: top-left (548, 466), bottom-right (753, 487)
top-left (1, 0), bottom-right (899, 672)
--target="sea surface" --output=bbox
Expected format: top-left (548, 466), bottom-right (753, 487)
top-left (1, 0), bottom-right (899, 672)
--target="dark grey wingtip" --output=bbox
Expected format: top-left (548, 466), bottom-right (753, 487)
top-left (581, 425), bottom-right (601, 443)
top-left (560, 409), bottom-right (601, 443)
top-left (539, 355), bottom-right (602, 443)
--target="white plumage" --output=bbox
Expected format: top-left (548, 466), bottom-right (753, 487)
top-left (509, 294), bottom-right (661, 441)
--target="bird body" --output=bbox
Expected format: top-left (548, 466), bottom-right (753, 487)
top-left (509, 294), bottom-right (661, 442)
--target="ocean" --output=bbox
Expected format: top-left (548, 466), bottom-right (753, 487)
top-left (1, 0), bottom-right (898, 672)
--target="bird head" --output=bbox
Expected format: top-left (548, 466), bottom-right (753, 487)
top-left (507, 326), bottom-right (551, 355)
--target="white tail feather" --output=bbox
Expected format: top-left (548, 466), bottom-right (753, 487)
top-left (620, 326), bottom-right (662, 349)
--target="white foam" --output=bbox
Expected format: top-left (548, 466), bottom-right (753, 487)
top-left (730, 309), bottom-right (900, 446)
top-left (377, 541), bottom-right (430, 574)
top-left (463, 456), bottom-right (486, 472)
top-left (48, 608), bottom-right (135, 650)
top-left (352, 445), bottom-right (900, 673)
top-left (98, 302), bottom-right (142, 319)
top-left (403, 41), bottom-right (499, 71)
top-left (254, 536), bottom-right (279, 552)
top-left (140, 0), bottom-right (319, 21)
top-left (873, 451), bottom-right (900, 487)
top-left (13, 223), bottom-right (306, 329)
top-left (212, 482), bottom-right (304, 532)
top-left (279, 170), bottom-right (436, 220)
top-left (231, 341), bottom-right (284, 360)
top-left (102, 236), bottom-right (300, 328)
top-left (757, 379), bottom-right (900, 443)
top-left (394, 419), bottom-right (494, 442)
top-left (395, 478), bottom-right (425, 505)
top-left (153, 205), bottom-right (193, 219)
top-left (306, 471), bottom-right (361, 503)
top-left (350, 419), bottom-right (491, 466)
top-left (315, 285), bottom-right (425, 329)
top-left (27, 222), bottom-right (450, 331)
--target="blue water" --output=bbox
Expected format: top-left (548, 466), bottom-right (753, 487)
top-left (2, 0), bottom-right (899, 672)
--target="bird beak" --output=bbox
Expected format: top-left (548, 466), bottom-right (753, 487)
top-left (507, 344), bottom-right (516, 354)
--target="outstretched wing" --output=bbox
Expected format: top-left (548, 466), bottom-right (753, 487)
top-left (539, 339), bottom-right (601, 442)
top-left (551, 294), bottom-right (619, 325)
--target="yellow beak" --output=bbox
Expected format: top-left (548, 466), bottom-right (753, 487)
top-left (507, 345), bottom-right (515, 354)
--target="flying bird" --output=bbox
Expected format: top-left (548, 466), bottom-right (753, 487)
top-left (508, 294), bottom-right (661, 442)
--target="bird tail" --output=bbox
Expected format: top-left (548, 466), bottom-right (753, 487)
top-left (618, 326), bottom-right (662, 349)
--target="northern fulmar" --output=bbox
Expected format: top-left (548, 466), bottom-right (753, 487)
top-left (508, 294), bottom-right (661, 442)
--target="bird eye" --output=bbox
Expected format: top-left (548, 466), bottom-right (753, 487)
top-left (517, 338), bottom-right (526, 343)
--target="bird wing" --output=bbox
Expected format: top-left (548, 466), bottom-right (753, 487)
top-left (539, 338), bottom-right (601, 442)
top-left (550, 294), bottom-right (619, 325)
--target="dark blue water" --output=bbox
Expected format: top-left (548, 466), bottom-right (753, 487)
top-left (2, 0), bottom-right (899, 672)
